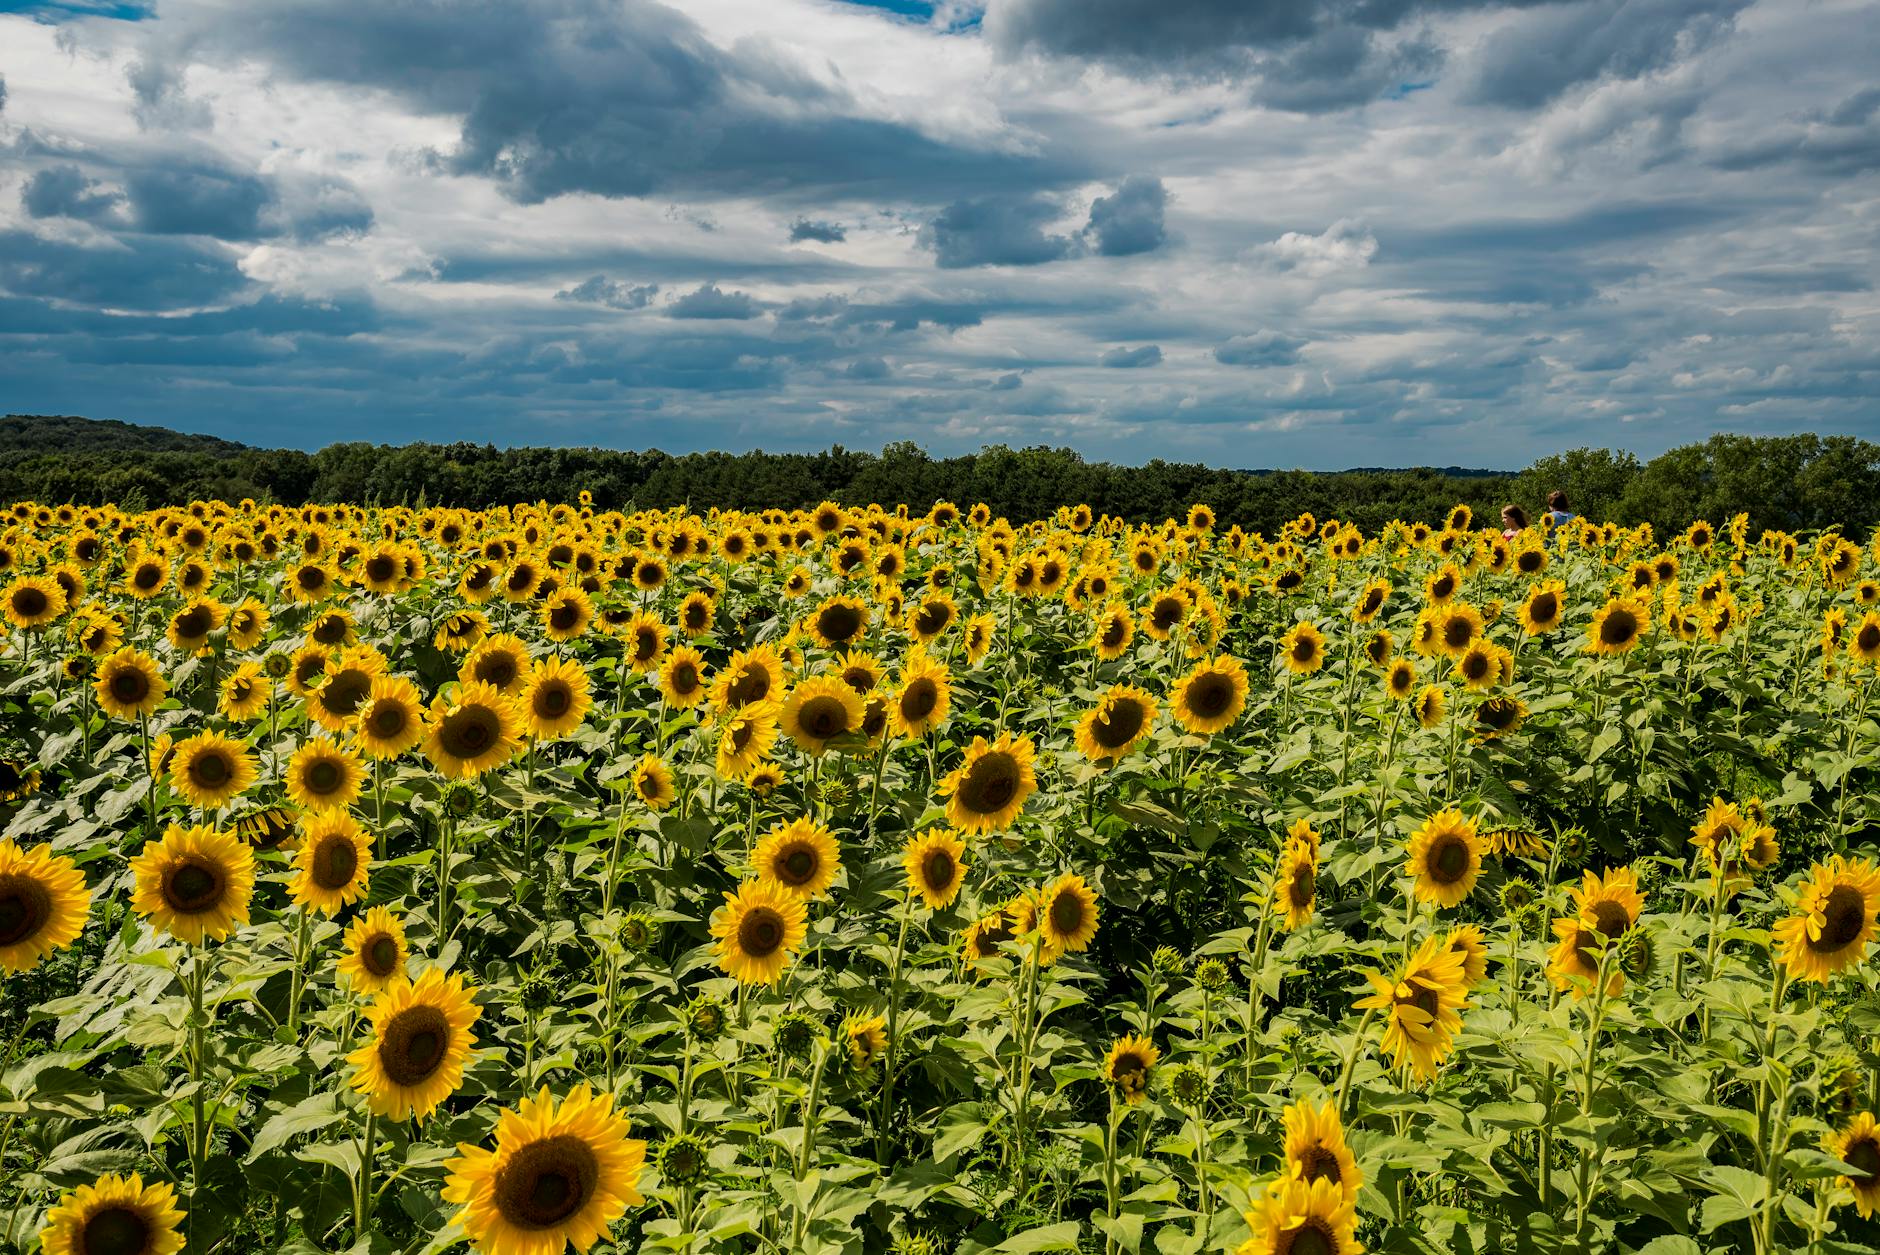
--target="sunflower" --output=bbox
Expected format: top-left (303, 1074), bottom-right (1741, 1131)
top-left (1452, 642), bottom-right (1501, 691)
top-left (806, 595), bottom-right (870, 649)
top-left (632, 754), bottom-right (676, 811)
top-left (424, 683), bottom-right (523, 780)
top-left (1075, 684), bottom-right (1158, 764)
top-left (0, 757), bottom-right (41, 803)
top-left (1586, 596), bottom-right (1651, 655)
top-left (286, 737), bottom-right (366, 812)
top-left (1352, 934), bottom-right (1470, 1081)
top-left (338, 905), bottom-right (409, 995)
top-left (354, 674), bottom-right (426, 758)
top-left (129, 824), bottom-right (255, 945)
top-left (520, 656), bottom-right (592, 742)
top-left (461, 634), bottom-right (533, 695)
top-left (1350, 578), bottom-right (1390, 623)
top-left (780, 674), bottom-right (866, 756)
top-left (290, 811), bottom-right (372, 916)
top-left (540, 586), bottom-right (594, 642)
top-left (715, 700), bottom-right (780, 779)
top-left (1282, 1100), bottom-right (1361, 1200)
top-left (1415, 684), bottom-right (1446, 729)
top-left (1826, 1111), bottom-right (1880, 1218)
top-left (1383, 659), bottom-right (1418, 701)
top-left (907, 592), bottom-right (957, 644)
top-left (434, 611), bottom-right (489, 655)
top-left (1404, 808), bottom-right (1481, 908)
top-left (1364, 629), bottom-right (1393, 668)
top-left (1773, 855), bottom-right (1880, 984)
top-left (165, 598), bottom-right (224, 654)
top-left (1851, 612), bottom-right (1880, 666)
top-left (94, 648), bottom-right (167, 719)
top-left (286, 643), bottom-right (330, 699)
top-left (0, 839), bottom-right (90, 973)
top-left (889, 653), bottom-right (953, 739)
top-left (37, 1173), bottom-right (185, 1255)
top-left (1444, 923), bottom-right (1489, 988)
top-left (1433, 603), bottom-right (1484, 657)
top-left (347, 967), bottom-right (482, 1122)
top-left (69, 610), bottom-right (122, 657)
top-left (123, 552), bottom-right (169, 600)
top-left (901, 827), bottom-right (968, 910)
top-left (964, 612), bottom-right (996, 665)
top-left (710, 879), bottom-right (808, 985)
top-left (744, 762), bottom-right (784, 797)
top-left (842, 1012), bottom-right (889, 1071)
top-left (658, 645), bottom-right (710, 710)
top-left (308, 645), bottom-right (386, 733)
top-left (1547, 866), bottom-right (1645, 998)
top-left (1103, 1034), bottom-right (1158, 1106)
top-left (1171, 655), bottom-right (1249, 735)
top-left (1239, 1174), bottom-right (1362, 1255)
top-left (751, 817), bottom-right (840, 900)
top-left (1274, 840), bottom-right (1317, 932)
top-left (1279, 621), bottom-right (1327, 675)
top-left (1689, 796), bottom-right (1779, 880)
top-left (168, 731), bottom-right (257, 811)
top-left (4, 575), bottom-right (65, 629)
top-left (1037, 872), bottom-right (1100, 959)
top-left (940, 733), bottom-right (1038, 835)
top-left (712, 645), bottom-right (784, 710)
top-left (219, 661), bottom-right (271, 722)
top-left (441, 1082), bottom-right (646, 1255)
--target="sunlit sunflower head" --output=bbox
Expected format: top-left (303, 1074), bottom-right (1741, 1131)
top-left (1415, 684), bottom-right (1447, 729)
top-left (1172, 655), bottom-right (1249, 735)
top-left (779, 674), bottom-right (865, 757)
top-left (1547, 865), bottom-right (1645, 998)
top-left (37, 1172), bottom-right (185, 1255)
top-left (657, 644), bottom-right (709, 709)
top-left (540, 586), bottom-right (594, 642)
top-left (1279, 621), bottom-right (1327, 675)
top-left (632, 754), bottom-right (676, 811)
top-left (1281, 1100), bottom-right (1362, 1201)
top-left (1074, 684), bottom-right (1158, 763)
top-left (285, 736), bottom-right (366, 811)
top-left (1103, 1033), bottom-right (1159, 1106)
top-left (129, 824), bottom-right (255, 945)
top-left (290, 810), bottom-right (373, 916)
top-left (520, 656), bottom-right (592, 742)
top-left (1350, 578), bottom-right (1390, 624)
top-left (460, 633), bottom-right (533, 695)
top-left (163, 597), bottom-right (224, 655)
top-left (842, 1012), bottom-right (889, 1072)
top-left (70, 610), bottom-right (124, 658)
top-left (1364, 629), bottom-right (1394, 669)
top-left (714, 700), bottom-right (780, 780)
top-left (1689, 795), bottom-right (1778, 881)
top-left (710, 878), bottom-right (808, 985)
top-left (1404, 808), bottom-right (1482, 908)
top-left (901, 827), bottom-right (968, 910)
top-left (423, 683), bottom-right (522, 780)
top-left (1352, 933), bottom-right (1470, 1082)
top-left (884, 653), bottom-right (953, 740)
top-left (744, 762), bottom-right (784, 797)
top-left (308, 645), bottom-right (386, 732)
top-left (1850, 612), bottom-right (1880, 666)
top-left (1444, 924), bottom-right (1489, 988)
top-left (1586, 596), bottom-right (1651, 655)
top-left (1036, 872), bottom-right (1100, 959)
top-left (433, 610), bottom-right (489, 655)
top-left (1424, 563), bottom-right (1462, 606)
top-left (347, 967), bottom-right (481, 1122)
top-left (1433, 603), bottom-right (1484, 658)
top-left (1240, 1173), bottom-right (1363, 1255)
top-left (217, 660), bottom-right (271, 722)
top-left (0, 839), bottom-right (91, 973)
top-left (712, 644), bottom-right (785, 710)
top-left (1773, 855), bottom-right (1880, 984)
top-left (806, 594), bottom-right (870, 649)
top-left (939, 732), bottom-right (1038, 835)
top-left (963, 612), bottom-right (997, 665)
top-left (1825, 1111), bottom-right (1880, 1219)
top-left (352, 674), bottom-right (426, 759)
top-left (337, 905), bottom-right (409, 994)
top-left (3, 574), bottom-right (66, 630)
top-left (1274, 841), bottom-right (1317, 933)
top-left (168, 731), bottom-right (256, 811)
top-left (753, 817), bottom-right (842, 900)
top-left (94, 648), bottom-right (167, 720)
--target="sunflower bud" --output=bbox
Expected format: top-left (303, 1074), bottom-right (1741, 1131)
top-left (685, 994), bottom-right (728, 1043)
top-left (443, 783), bottom-right (478, 819)
top-left (263, 650), bottom-right (292, 679)
top-left (1499, 878), bottom-right (1536, 914)
top-left (1618, 927), bottom-right (1655, 980)
top-left (1151, 945), bottom-right (1184, 975)
top-left (1165, 1062), bottom-right (1212, 1108)
top-left (620, 910), bottom-right (658, 951)
top-left (1193, 957), bottom-right (1230, 992)
top-left (655, 1132), bottom-right (712, 1188)
top-left (773, 1010), bottom-right (820, 1061)
top-left (891, 1235), bottom-right (938, 1255)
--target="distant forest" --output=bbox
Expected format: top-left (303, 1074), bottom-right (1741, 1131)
top-left (4, 414), bottom-right (1878, 539)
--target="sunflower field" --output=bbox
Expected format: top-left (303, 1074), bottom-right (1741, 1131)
top-left (1, 496), bottom-right (1879, 1255)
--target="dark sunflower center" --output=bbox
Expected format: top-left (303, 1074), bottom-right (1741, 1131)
top-left (1859, 626), bottom-right (1880, 653)
top-left (366, 557), bottom-right (397, 582)
top-left (1590, 899), bottom-right (1631, 941)
top-left (304, 761), bottom-right (343, 794)
top-left (916, 604), bottom-right (949, 634)
top-left (778, 847), bottom-right (817, 884)
top-left (1600, 609), bottom-right (1638, 645)
top-left (817, 605), bottom-right (863, 642)
top-left (0, 873), bottom-right (53, 947)
top-left (961, 754), bottom-right (1019, 813)
top-left (298, 568), bottom-right (327, 592)
top-left (900, 680), bottom-right (938, 722)
top-left (162, 858), bottom-right (225, 914)
top-left (1091, 699), bottom-right (1147, 749)
top-left (922, 850), bottom-right (956, 891)
top-left (1432, 575), bottom-right (1455, 599)
top-left (189, 750), bottom-right (232, 789)
top-left (109, 671), bottom-right (150, 705)
top-left (379, 1005), bottom-right (451, 1087)
top-left (79, 1204), bottom-right (151, 1255)
top-left (173, 607), bottom-right (210, 638)
top-left (1531, 593), bottom-right (1557, 622)
top-left (670, 662), bottom-right (699, 694)
top-left (1815, 884), bottom-right (1866, 952)
top-left (1443, 618), bottom-right (1474, 649)
top-left (368, 704), bottom-right (409, 739)
top-left (1846, 1137), bottom-right (1880, 1186)
top-left (1153, 599), bottom-right (1184, 631)
top-left (1361, 590), bottom-right (1383, 616)
top-left (535, 684), bottom-right (572, 719)
top-left (134, 565), bottom-right (162, 590)
top-left (1048, 891), bottom-right (1085, 937)
top-left (1289, 866), bottom-right (1314, 908)
top-left (1463, 652), bottom-right (1490, 680)
top-left (1101, 619), bottom-right (1128, 648)
top-left (1391, 668), bottom-right (1414, 694)
top-left (1187, 674), bottom-right (1231, 718)
top-left (475, 655), bottom-right (519, 689)
top-left (1409, 987), bottom-right (1442, 1020)
top-left (364, 934), bottom-right (399, 977)
top-left (312, 835), bottom-right (359, 891)
top-left (441, 707), bottom-right (499, 758)
top-left (738, 907), bottom-right (784, 956)
top-left (1429, 836), bottom-right (1469, 883)
top-left (800, 697), bottom-right (849, 738)
top-left (550, 604), bottom-right (579, 632)
top-left (323, 671), bottom-right (372, 716)
top-left (1297, 1144), bottom-right (1342, 1184)
top-left (633, 630), bottom-right (660, 664)
top-left (727, 667), bottom-right (770, 705)
top-left (1480, 699), bottom-right (1519, 730)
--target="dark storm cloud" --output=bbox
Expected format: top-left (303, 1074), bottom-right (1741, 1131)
top-left (789, 219), bottom-right (848, 243)
top-left (183, 0), bottom-right (1091, 204)
top-left (0, 229), bottom-right (248, 310)
top-left (920, 194), bottom-right (1081, 268)
top-left (19, 152), bottom-right (371, 242)
top-left (1085, 176), bottom-right (1167, 257)
top-left (21, 164), bottom-right (125, 221)
top-left (1100, 344), bottom-right (1162, 367)
top-left (845, 355), bottom-right (891, 379)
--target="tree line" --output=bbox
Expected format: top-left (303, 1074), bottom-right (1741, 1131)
top-left (3, 415), bottom-right (1876, 540)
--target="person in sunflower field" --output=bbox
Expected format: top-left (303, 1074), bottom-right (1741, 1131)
top-left (1543, 490), bottom-right (1574, 530)
top-left (1500, 504), bottom-right (1529, 540)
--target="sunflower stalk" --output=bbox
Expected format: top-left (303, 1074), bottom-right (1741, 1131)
top-left (874, 892), bottom-right (915, 1164)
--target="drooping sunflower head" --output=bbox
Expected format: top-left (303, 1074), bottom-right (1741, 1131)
top-left (710, 879), bottom-right (808, 985)
top-left (753, 818), bottom-right (842, 900)
top-left (1547, 865), bottom-right (1645, 997)
top-left (1103, 1033), bottom-right (1159, 1105)
top-left (842, 1012), bottom-right (889, 1071)
top-left (0, 839), bottom-right (91, 973)
top-left (1444, 923), bottom-right (1489, 988)
top-left (1826, 1111), bottom-right (1880, 1219)
top-left (347, 967), bottom-right (482, 1122)
top-left (1404, 808), bottom-right (1481, 908)
top-left (939, 733), bottom-right (1038, 835)
top-left (338, 905), bottom-right (408, 995)
top-left (129, 824), bottom-right (255, 945)
top-left (902, 827), bottom-right (968, 910)
top-left (37, 1172), bottom-right (185, 1255)
top-left (1274, 841), bottom-right (1317, 933)
top-left (1473, 696), bottom-right (1527, 739)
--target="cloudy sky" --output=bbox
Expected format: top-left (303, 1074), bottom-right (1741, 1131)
top-left (0, 0), bottom-right (1875, 467)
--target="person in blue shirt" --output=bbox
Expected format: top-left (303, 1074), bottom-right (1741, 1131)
top-left (1543, 490), bottom-right (1574, 530)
